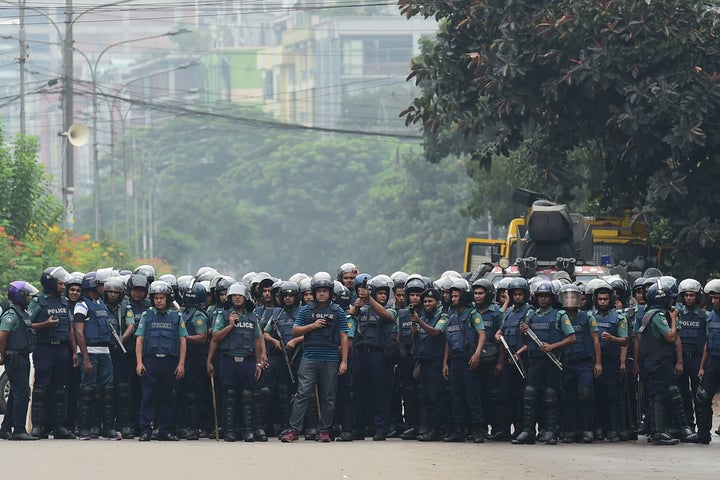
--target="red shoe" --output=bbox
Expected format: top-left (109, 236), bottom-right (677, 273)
top-left (280, 429), bottom-right (299, 443)
top-left (317, 431), bottom-right (331, 443)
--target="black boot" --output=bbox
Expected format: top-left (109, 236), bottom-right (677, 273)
top-left (30, 388), bottom-right (48, 439)
top-left (90, 390), bottom-right (102, 439)
top-left (668, 386), bottom-right (698, 443)
top-left (52, 388), bottom-right (75, 439)
top-left (241, 390), bottom-right (255, 442)
top-left (223, 390), bottom-right (237, 442)
top-left (442, 425), bottom-right (466, 442)
top-left (471, 424), bottom-right (485, 443)
top-left (77, 388), bottom-right (95, 440)
top-left (579, 386), bottom-right (594, 444)
top-left (101, 385), bottom-right (120, 440)
top-left (253, 388), bottom-right (269, 442)
top-left (694, 388), bottom-right (712, 444)
top-left (184, 392), bottom-right (200, 440)
top-left (539, 388), bottom-right (558, 445)
top-left (337, 387), bottom-right (354, 442)
top-left (561, 387), bottom-right (577, 444)
top-left (650, 394), bottom-right (679, 445)
top-left (116, 383), bottom-right (134, 439)
top-left (277, 383), bottom-right (294, 436)
top-left (512, 386), bottom-right (537, 445)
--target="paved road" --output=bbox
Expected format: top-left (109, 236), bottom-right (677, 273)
top-left (0, 431), bottom-right (716, 479)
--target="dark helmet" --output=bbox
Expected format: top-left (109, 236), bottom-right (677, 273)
top-left (81, 272), bottom-right (98, 291)
top-left (558, 284), bottom-right (582, 309)
top-left (311, 271), bottom-right (334, 294)
top-left (133, 265), bottom-right (156, 284)
top-left (404, 276), bottom-right (426, 304)
top-left (646, 281), bottom-right (673, 309)
top-left (588, 279), bottom-right (614, 309)
top-left (8, 281), bottom-right (38, 306)
top-left (605, 275), bottom-right (629, 303)
top-left (127, 273), bottom-right (149, 291)
top-left (103, 277), bottom-right (126, 303)
top-left (183, 282), bottom-right (207, 308)
top-left (534, 281), bottom-right (555, 297)
top-left (177, 275), bottom-right (195, 302)
top-left (472, 278), bottom-right (495, 305)
top-left (148, 280), bottom-right (173, 302)
top-left (353, 273), bottom-right (372, 290)
top-left (632, 277), bottom-right (646, 294)
top-left (336, 262), bottom-right (358, 281)
top-left (658, 276), bottom-right (678, 299)
top-left (214, 276), bottom-right (233, 294)
top-left (40, 266), bottom-right (71, 294)
top-left (279, 281), bottom-right (300, 306)
top-left (508, 277), bottom-right (530, 302)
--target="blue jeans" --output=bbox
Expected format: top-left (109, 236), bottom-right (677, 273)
top-left (79, 352), bottom-right (114, 389)
top-left (289, 358), bottom-right (339, 433)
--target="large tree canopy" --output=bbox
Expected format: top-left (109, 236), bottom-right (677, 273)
top-left (400, 0), bottom-right (720, 278)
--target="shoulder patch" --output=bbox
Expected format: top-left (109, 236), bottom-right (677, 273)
top-left (474, 317), bottom-right (481, 324)
top-left (180, 321), bottom-right (186, 329)
top-left (196, 319), bottom-right (204, 326)
top-left (564, 319), bottom-right (571, 326)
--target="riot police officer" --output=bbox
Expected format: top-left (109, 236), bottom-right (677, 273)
top-left (29, 266), bottom-right (75, 439)
top-left (0, 281), bottom-right (39, 440)
top-left (637, 280), bottom-right (698, 445)
top-left (440, 278), bottom-right (486, 443)
top-left (675, 278), bottom-right (706, 433)
top-left (348, 274), bottom-right (396, 441)
top-left (74, 272), bottom-right (121, 440)
top-left (122, 272), bottom-right (151, 435)
top-left (397, 275), bottom-right (423, 440)
top-left (513, 281), bottom-right (576, 445)
top-left (559, 284), bottom-right (601, 443)
top-left (135, 281), bottom-right (188, 441)
top-left (207, 282), bottom-right (267, 442)
top-left (693, 279), bottom-right (720, 444)
top-left (280, 272), bottom-right (349, 443)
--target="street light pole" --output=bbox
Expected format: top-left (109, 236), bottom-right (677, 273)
top-left (63, 0), bottom-right (75, 229)
top-left (78, 28), bottom-right (190, 240)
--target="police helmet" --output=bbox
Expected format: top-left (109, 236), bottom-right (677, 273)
top-left (240, 271), bottom-right (256, 287)
top-left (534, 281), bottom-right (554, 297)
top-left (390, 271), bottom-right (409, 291)
top-left (227, 282), bottom-right (249, 299)
top-left (449, 277), bottom-right (473, 306)
top-left (177, 275), bottom-right (195, 301)
top-left (8, 281), bottom-right (38, 306)
top-left (421, 276), bottom-right (434, 289)
top-left (134, 265), bottom-right (156, 284)
top-left (183, 282), bottom-right (207, 308)
top-left (336, 262), bottom-right (358, 281)
top-left (433, 276), bottom-right (455, 292)
top-left (507, 277), bottom-right (530, 301)
top-left (103, 277), bottom-right (126, 302)
top-left (333, 281), bottom-right (350, 306)
top-left (299, 277), bottom-right (312, 294)
top-left (95, 267), bottom-right (114, 285)
top-left (271, 279), bottom-right (283, 304)
top-left (472, 278), bottom-right (495, 303)
top-left (585, 278), bottom-right (610, 299)
top-left (214, 276), bottom-right (233, 294)
top-left (369, 275), bottom-right (392, 300)
top-left (558, 284), bottom-right (582, 309)
top-left (353, 273), bottom-right (372, 290)
top-left (280, 281), bottom-right (300, 302)
top-left (159, 274), bottom-right (177, 289)
top-left (646, 281), bottom-right (673, 309)
top-left (66, 273), bottom-right (84, 289)
top-left (288, 273), bottom-right (308, 286)
top-left (632, 277), bottom-right (646, 293)
top-left (81, 272), bottom-right (98, 291)
top-left (311, 272), bottom-right (334, 296)
top-left (643, 276), bottom-right (659, 291)
top-left (404, 277), bottom-right (426, 304)
top-left (658, 276), bottom-right (678, 299)
top-left (148, 280), bottom-right (173, 302)
top-left (678, 278), bottom-right (703, 305)
top-left (441, 270), bottom-right (462, 279)
top-left (704, 279), bottom-right (720, 295)
top-left (195, 266), bottom-right (218, 282)
top-left (127, 273), bottom-right (149, 291)
top-left (40, 266), bottom-right (71, 294)
top-left (552, 271), bottom-right (572, 284)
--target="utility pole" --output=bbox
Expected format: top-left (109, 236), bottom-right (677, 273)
top-left (63, 0), bottom-right (74, 229)
top-left (18, 0), bottom-right (25, 135)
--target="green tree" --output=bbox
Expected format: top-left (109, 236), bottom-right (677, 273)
top-left (400, 0), bottom-right (720, 278)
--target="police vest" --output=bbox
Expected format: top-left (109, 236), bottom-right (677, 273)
top-left (398, 309), bottom-right (413, 349)
top-left (479, 305), bottom-right (502, 349)
top-left (705, 310), bottom-right (720, 357)
top-left (33, 295), bottom-right (70, 344)
top-left (354, 305), bottom-right (390, 349)
top-left (219, 309), bottom-right (257, 357)
top-left (269, 307), bottom-right (297, 348)
top-left (303, 302), bottom-right (342, 350)
top-left (564, 311), bottom-right (594, 362)
top-left (678, 307), bottom-right (707, 356)
top-left (183, 307), bottom-right (209, 356)
top-left (4, 305), bottom-right (35, 353)
top-left (415, 309), bottom-right (445, 360)
top-left (446, 307), bottom-right (478, 357)
top-left (595, 309), bottom-right (621, 359)
top-left (257, 306), bottom-right (275, 330)
top-left (503, 304), bottom-right (532, 350)
top-left (527, 308), bottom-right (563, 358)
top-left (83, 297), bottom-right (112, 346)
top-left (143, 309), bottom-right (180, 357)
top-left (638, 309), bottom-right (673, 358)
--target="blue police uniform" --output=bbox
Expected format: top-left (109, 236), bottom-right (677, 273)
top-left (498, 303), bottom-right (531, 439)
top-left (676, 304), bottom-right (706, 429)
top-left (694, 308), bottom-right (720, 442)
top-left (593, 307), bottom-right (628, 440)
top-left (136, 307), bottom-right (187, 437)
top-left (0, 305), bottom-right (36, 437)
top-left (478, 303), bottom-right (503, 438)
top-left (175, 305), bottom-right (209, 439)
top-left (415, 307), bottom-right (448, 440)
